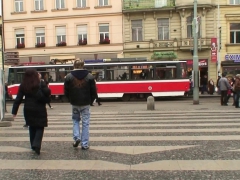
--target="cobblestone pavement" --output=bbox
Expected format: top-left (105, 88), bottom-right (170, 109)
top-left (1, 98), bottom-right (240, 179)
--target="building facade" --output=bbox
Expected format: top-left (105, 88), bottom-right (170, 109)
top-left (219, 0), bottom-right (240, 77)
top-left (122, 0), bottom-right (218, 82)
top-left (3, 0), bottom-right (123, 63)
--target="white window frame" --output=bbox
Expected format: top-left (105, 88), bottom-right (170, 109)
top-left (99, 24), bottom-right (109, 40)
top-left (230, 23), bottom-right (240, 44)
top-left (77, 25), bottom-right (87, 41)
top-left (76, 0), bottom-right (86, 7)
top-left (15, 29), bottom-right (25, 45)
top-left (56, 0), bottom-right (65, 9)
top-left (36, 28), bottom-right (45, 44)
top-left (157, 18), bottom-right (169, 40)
top-left (131, 20), bottom-right (143, 42)
top-left (99, 0), bottom-right (108, 6)
top-left (34, 0), bottom-right (44, 10)
top-left (56, 26), bottom-right (66, 43)
top-left (230, 0), bottom-right (240, 5)
top-left (15, 0), bottom-right (23, 12)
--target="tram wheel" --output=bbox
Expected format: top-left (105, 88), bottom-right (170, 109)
top-left (122, 94), bottom-right (131, 101)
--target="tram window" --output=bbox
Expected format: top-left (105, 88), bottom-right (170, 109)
top-left (46, 68), bottom-right (56, 82)
top-left (156, 67), bottom-right (176, 79)
top-left (86, 66), bottom-right (105, 81)
top-left (57, 68), bottom-right (67, 82)
top-left (15, 68), bottom-right (26, 83)
top-left (106, 66), bottom-right (129, 81)
top-left (131, 65), bottom-right (153, 80)
top-left (180, 62), bottom-right (187, 78)
top-left (8, 68), bottom-right (15, 84)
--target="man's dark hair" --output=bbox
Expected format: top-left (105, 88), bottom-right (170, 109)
top-left (222, 72), bottom-right (227, 77)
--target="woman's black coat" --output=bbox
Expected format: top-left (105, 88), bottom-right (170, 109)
top-left (12, 81), bottom-right (51, 127)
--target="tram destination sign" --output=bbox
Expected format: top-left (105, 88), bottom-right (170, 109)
top-left (4, 52), bottom-right (19, 65)
top-left (225, 54), bottom-right (240, 62)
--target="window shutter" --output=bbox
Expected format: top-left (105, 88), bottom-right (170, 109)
top-left (56, 26), bottom-right (66, 35)
top-left (36, 28), bottom-right (45, 34)
top-left (77, 25), bottom-right (87, 34)
top-left (15, 29), bottom-right (24, 35)
top-left (99, 24), bottom-right (109, 32)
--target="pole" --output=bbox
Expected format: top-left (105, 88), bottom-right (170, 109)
top-left (217, 0), bottom-right (221, 77)
top-left (193, 0), bottom-right (199, 104)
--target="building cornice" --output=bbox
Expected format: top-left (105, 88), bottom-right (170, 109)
top-left (3, 12), bottom-right (122, 23)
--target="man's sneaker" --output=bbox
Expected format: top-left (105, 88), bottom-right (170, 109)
top-left (81, 146), bottom-right (89, 150)
top-left (73, 139), bottom-right (81, 147)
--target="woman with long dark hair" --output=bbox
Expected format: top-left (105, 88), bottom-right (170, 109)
top-left (12, 69), bottom-right (51, 155)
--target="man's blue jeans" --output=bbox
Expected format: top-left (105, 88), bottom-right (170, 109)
top-left (72, 105), bottom-right (90, 147)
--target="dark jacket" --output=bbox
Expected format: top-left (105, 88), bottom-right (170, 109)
top-left (64, 69), bottom-right (97, 106)
top-left (12, 81), bottom-right (51, 127)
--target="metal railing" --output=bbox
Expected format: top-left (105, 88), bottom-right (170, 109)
top-left (123, 0), bottom-right (175, 10)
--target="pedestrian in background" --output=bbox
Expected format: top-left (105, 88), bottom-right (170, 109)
top-left (208, 79), bottom-right (214, 95)
top-left (12, 69), bottom-right (51, 155)
top-left (234, 74), bottom-right (240, 108)
top-left (218, 72), bottom-right (231, 106)
top-left (64, 59), bottom-right (97, 150)
top-left (201, 75), bottom-right (208, 94)
top-left (216, 75), bottom-right (221, 95)
top-left (91, 78), bottom-right (102, 106)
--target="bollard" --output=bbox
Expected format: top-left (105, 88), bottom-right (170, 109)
top-left (147, 96), bottom-right (155, 110)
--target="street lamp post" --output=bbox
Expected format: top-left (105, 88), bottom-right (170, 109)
top-left (193, 0), bottom-right (199, 104)
top-left (217, 0), bottom-right (221, 76)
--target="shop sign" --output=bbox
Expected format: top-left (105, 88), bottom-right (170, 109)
top-left (211, 38), bottom-right (217, 63)
top-left (225, 54), bottom-right (240, 62)
top-left (151, 51), bottom-right (177, 60)
top-left (186, 59), bottom-right (208, 67)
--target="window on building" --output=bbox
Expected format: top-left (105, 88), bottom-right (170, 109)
top-left (35, 0), bottom-right (44, 10)
top-left (36, 28), bottom-right (45, 44)
top-left (77, 25), bottom-right (87, 42)
top-left (131, 20), bottom-right (143, 41)
top-left (155, 0), bottom-right (167, 7)
top-left (99, 24), bottom-right (109, 41)
top-left (187, 16), bottom-right (201, 38)
top-left (15, 0), bottom-right (23, 12)
top-left (158, 18), bottom-right (169, 40)
top-left (56, 0), bottom-right (65, 9)
top-left (56, 26), bottom-right (66, 43)
top-left (230, 23), bottom-right (240, 44)
top-left (15, 29), bottom-right (25, 45)
top-left (230, 0), bottom-right (240, 5)
top-left (77, 0), bottom-right (86, 7)
top-left (99, 0), bottom-right (108, 6)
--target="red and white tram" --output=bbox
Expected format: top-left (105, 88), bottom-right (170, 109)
top-left (6, 59), bottom-right (190, 100)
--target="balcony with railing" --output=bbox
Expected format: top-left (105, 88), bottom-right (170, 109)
top-left (123, 0), bottom-right (175, 12)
